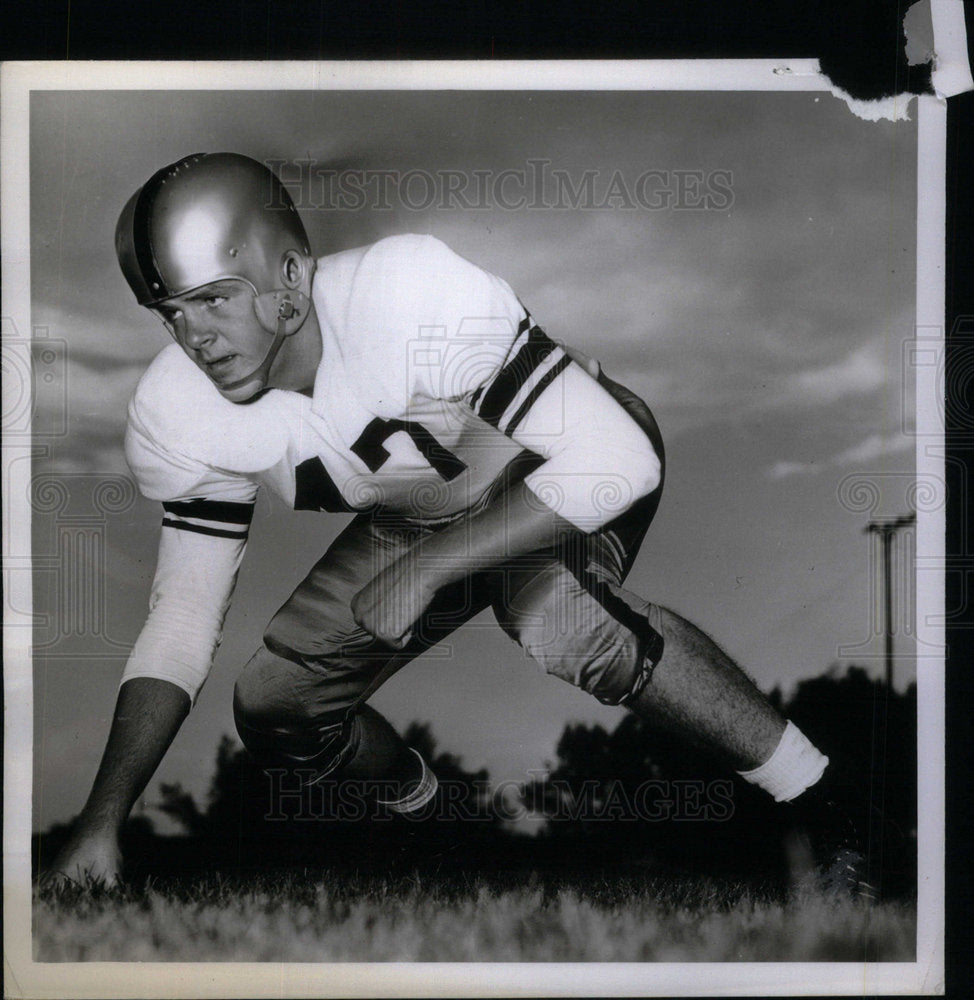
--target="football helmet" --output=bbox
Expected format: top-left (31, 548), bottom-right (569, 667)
top-left (116, 152), bottom-right (313, 401)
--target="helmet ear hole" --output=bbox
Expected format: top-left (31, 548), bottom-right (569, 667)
top-left (280, 250), bottom-right (306, 290)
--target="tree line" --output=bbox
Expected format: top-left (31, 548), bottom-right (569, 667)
top-left (35, 664), bottom-right (917, 896)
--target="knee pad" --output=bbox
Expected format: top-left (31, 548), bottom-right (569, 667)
top-left (234, 698), bottom-right (435, 812)
top-left (234, 704), bottom-right (356, 779)
top-left (598, 599), bottom-right (666, 705)
top-left (233, 647), bottom-right (356, 777)
top-left (525, 599), bottom-right (665, 707)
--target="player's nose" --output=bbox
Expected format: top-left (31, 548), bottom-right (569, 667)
top-left (181, 319), bottom-right (217, 351)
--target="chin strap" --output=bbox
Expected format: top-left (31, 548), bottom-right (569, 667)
top-left (217, 294), bottom-right (302, 403)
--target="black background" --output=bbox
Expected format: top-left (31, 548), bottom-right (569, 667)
top-left (3, 1), bottom-right (970, 994)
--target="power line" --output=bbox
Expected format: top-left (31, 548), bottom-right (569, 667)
top-left (865, 512), bottom-right (916, 691)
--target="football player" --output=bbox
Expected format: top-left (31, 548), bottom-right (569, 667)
top-left (47, 153), bottom-right (866, 893)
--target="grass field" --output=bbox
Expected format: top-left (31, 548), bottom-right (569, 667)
top-left (34, 868), bottom-right (917, 963)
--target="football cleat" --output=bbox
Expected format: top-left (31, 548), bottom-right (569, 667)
top-left (376, 749), bottom-right (439, 814)
top-left (784, 765), bottom-right (879, 902)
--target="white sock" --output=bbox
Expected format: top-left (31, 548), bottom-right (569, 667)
top-left (376, 749), bottom-right (438, 813)
top-left (736, 720), bottom-right (829, 802)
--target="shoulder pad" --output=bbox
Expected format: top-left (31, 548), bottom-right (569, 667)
top-left (128, 345), bottom-right (291, 475)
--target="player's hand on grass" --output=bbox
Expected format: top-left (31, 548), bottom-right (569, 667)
top-left (42, 829), bottom-right (122, 890)
top-left (351, 553), bottom-right (438, 648)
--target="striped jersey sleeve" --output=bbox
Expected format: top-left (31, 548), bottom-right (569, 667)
top-left (121, 459), bottom-right (257, 704)
top-left (121, 361), bottom-right (261, 703)
top-left (120, 500), bottom-right (252, 703)
top-left (160, 497), bottom-right (255, 541)
top-left (466, 311), bottom-right (660, 531)
top-left (469, 316), bottom-right (573, 438)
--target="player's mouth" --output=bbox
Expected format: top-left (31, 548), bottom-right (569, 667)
top-left (200, 354), bottom-right (238, 380)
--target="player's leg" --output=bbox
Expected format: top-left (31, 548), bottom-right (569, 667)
top-left (491, 509), bottom-right (823, 795)
top-left (589, 372), bottom-right (829, 786)
top-left (233, 513), bottom-right (489, 809)
top-left (492, 510), bottom-right (872, 892)
top-left (627, 607), bottom-right (785, 770)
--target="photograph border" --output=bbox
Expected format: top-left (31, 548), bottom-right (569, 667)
top-left (2, 59), bottom-right (945, 997)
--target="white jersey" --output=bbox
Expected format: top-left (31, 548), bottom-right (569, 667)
top-left (122, 235), bottom-right (660, 701)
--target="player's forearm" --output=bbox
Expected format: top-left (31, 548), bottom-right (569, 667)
top-left (72, 677), bottom-right (190, 836)
top-left (416, 480), bottom-right (577, 587)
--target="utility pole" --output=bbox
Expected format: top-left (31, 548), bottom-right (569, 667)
top-left (862, 511), bottom-right (915, 896)
top-left (865, 512), bottom-right (916, 690)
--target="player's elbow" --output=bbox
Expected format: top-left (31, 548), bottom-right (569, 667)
top-left (579, 440), bottom-right (660, 528)
top-left (625, 440), bottom-right (662, 503)
top-left (640, 446), bottom-right (663, 498)
top-left (614, 428), bottom-right (662, 500)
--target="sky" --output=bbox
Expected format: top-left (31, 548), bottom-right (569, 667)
top-left (27, 88), bottom-right (919, 833)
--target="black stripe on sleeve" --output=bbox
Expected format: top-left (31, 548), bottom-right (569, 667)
top-left (502, 355), bottom-right (572, 437)
top-left (161, 517), bottom-right (249, 540)
top-left (162, 499), bottom-right (255, 524)
top-left (469, 315), bottom-right (532, 411)
top-left (476, 324), bottom-right (556, 427)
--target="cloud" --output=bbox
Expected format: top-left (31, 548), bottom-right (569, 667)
top-left (66, 345), bottom-right (154, 375)
top-left (782, 340), bottom-right (887, 406)
top-left (768, 460), bottom-right (817, 480)
top-left (32, 415), bottom-right (133, 477)
top-left (831, 432), bottom-right (913, 466)
top-left (766, 430), bottom-right (913, 480)
top-left (29, 301), bottom-right (160, 450)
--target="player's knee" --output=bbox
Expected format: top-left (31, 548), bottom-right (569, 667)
top-left (586, 652), bottom-right (652, 705)
top-left (569, 644), bottom-right (651, 705)
top-left (519, 623), bottom-right (655, 706)
top-left (233, 644), bottom-right (362, 780)
top-left (233, 645), bottom-right (329, 748)
top-left (516, 600), bottom-right (665, 706)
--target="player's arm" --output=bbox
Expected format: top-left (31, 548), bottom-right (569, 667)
top-left (44, 497), bottom-right (253, 886)
top-left (351, 478), bottom-right (580, 646)
top-left (42, 677), bottom-right (190, 886)
top-left (420, 352), bottom-right (664, 579)
top-left (353, 378), bottom-right (661, 647)
top-left (352, 285), bottom-right (660, 643)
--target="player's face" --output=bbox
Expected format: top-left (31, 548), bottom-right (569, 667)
top-left (153, 280), bottom-right (270, 390)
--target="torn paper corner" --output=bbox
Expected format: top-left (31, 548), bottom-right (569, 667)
top-left (905, 1), bottom-right (937, 67)
top-left (928, 0), bottom-right (974, 98)
top-left (819, 0), bottom-right (971, 120)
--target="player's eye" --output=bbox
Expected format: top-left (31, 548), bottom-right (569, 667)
top-left (152, 306), bottom-right (184, 338)
top-left (203, 295), bottom-right (227, 308)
